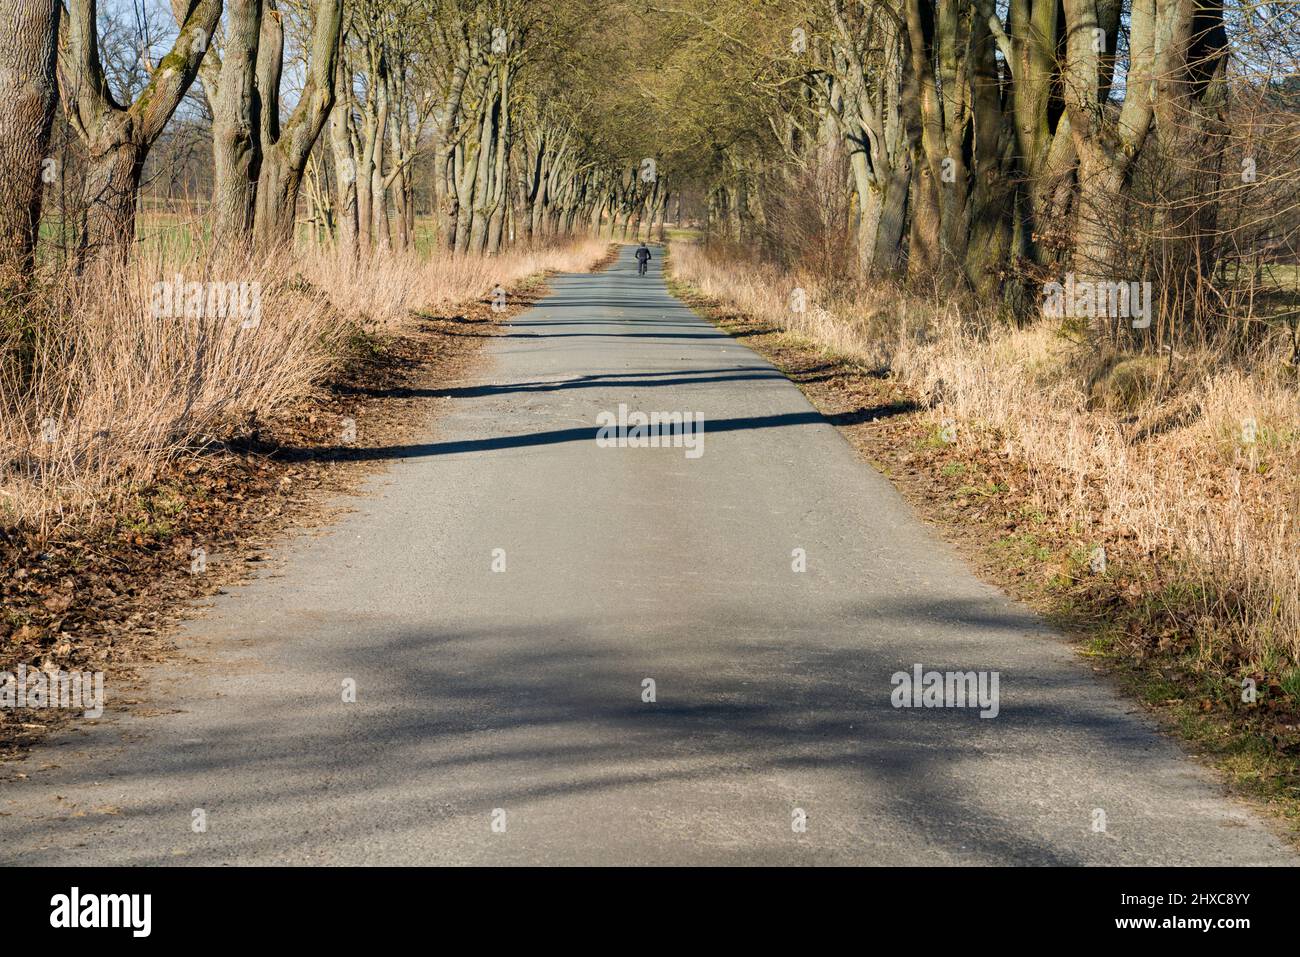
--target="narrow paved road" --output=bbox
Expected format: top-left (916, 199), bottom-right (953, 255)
top-left (2, 246), bottom-right (1294, 865)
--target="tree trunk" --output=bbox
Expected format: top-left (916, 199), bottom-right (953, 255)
top-left (0, 0), bottom-right (59, 286)
top-left (328, 53), bottom-right (358, 260)
top-left (485, 59), bottom-right (511, 252)
top-left (1062, 0), bottom-right (1163, 279)
top-left (80, 136), bottom-right (145, 265)
top-left (250, 0), bottom-right (343, 250)
top-left (468, 73), bottom-right (498, 253)
top-left (369, 56), bottom-right (391, 253)
top-left (62, 0), bottom-right (223, 263)
top-left (206, 0), bottom-right (262, 243)
top-left (962, 15), bottom-right (1015, 296)
top-left (385, 65), bottom-right (408, 251)
top-left (873, 156), bottom-right (911, 272)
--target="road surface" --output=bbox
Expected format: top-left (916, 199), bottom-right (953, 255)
top-left (1, 245), bottom-right (1293, 865)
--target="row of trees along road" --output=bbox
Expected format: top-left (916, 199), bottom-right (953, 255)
top-left (0, 0), bottom-right (681, 286)
top-left (0, 0), bottom-right (1296, 353)
top-left (643, 0), bottom-right (1298, 350)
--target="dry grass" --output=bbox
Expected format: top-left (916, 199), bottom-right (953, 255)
top-left (666, 241), bottom-right (905, 367)
top-left (1, 238), bottom-right (609, 534)
top-left (895, 325), bottom-right (1300, 667)
top-left (301, 238), bottom-right (609, 330)
top-left (670, 240), bottom-right (1300, 670)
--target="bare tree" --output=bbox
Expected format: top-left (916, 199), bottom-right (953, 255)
top-left (58, 0), bottom-right (222, 263)
top-left (252, 0), bottom-right (344, 248)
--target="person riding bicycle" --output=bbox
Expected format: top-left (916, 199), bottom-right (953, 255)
top-left (635, 243), bottom-right (652, 276)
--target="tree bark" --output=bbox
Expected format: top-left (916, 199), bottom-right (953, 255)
top-left (328, 47), bottom-right (358, 260)
top-left (0, 0), bottom-right (60, 286)
top-left (368, 51), bottom-right (391, 252)
top-left (203, 0), bottom-right (262, 244)
top-left (1062, 0), bottom-right (1164, 278)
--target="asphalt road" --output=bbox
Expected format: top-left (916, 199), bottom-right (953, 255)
top-left (1, 245), bottom-right (1294, 865)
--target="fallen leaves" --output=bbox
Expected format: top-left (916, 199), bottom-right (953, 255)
top-left (1, 276), bottom-right (529, 764)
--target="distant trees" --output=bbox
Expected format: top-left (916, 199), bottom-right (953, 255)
top-left (0, 0), bottom-right (683, 283)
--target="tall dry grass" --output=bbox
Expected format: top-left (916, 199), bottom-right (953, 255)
top-left (1, 238), bottom-right (609, 533)
top-left (301, 238), bottom-right (609, 329)
top-left (670, 241), bottom-right (1300, 668)
top-left (667, 241), bottom-right (904, 366)
top-left (895, 323), bottom-right (1300, 667)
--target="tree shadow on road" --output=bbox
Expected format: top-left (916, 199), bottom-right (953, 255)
top-left (8, 594), bottom-right (1218, 865)
top-left (336, 366), bottom-right (789, 401)
top-left (271, 404), bottom-right (917, 464)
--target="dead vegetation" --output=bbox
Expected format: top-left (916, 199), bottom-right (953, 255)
top-left (1, 240), bottom-right (608, 531)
